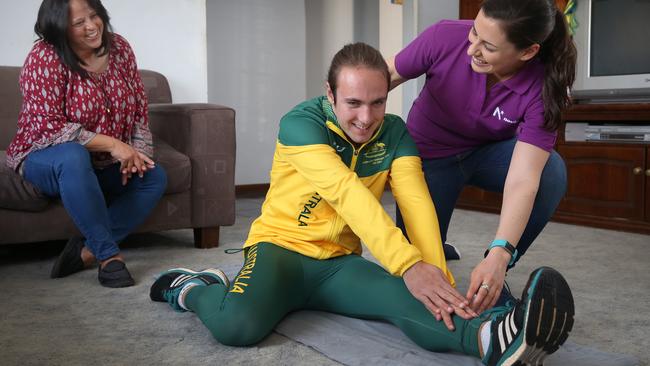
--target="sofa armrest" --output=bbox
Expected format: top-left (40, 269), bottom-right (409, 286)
top-left (148, 103), bottom-right (236, 228)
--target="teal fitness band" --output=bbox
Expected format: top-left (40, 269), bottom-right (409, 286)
top-left (484, 239), bottom-right (518, 267)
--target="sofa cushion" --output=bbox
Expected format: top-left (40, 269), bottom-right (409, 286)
top-left (153, 138), bottom-right (191, 194)
top-left (0, 151), bottom-right (49, 211)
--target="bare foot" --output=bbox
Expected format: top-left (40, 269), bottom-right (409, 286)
top-left (80, 246), bottom-right (96, 267)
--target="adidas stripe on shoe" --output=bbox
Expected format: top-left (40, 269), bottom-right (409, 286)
top-left (482, 266), bottom-right (575, 366)
top-left (150, 267), bottom-right (229, 312)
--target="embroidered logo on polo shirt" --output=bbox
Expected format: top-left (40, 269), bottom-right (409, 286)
top-left (492, 106), bottom-right (518, 124)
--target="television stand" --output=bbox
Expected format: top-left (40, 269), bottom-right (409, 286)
top-left (571, 88), bottom-right (650, 105)
top-left (457, 102), bottom-right (650, 235)
top-left (573, 97), bottom-right (650, 105)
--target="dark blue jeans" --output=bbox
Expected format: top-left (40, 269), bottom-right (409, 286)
top-left (23, 142), bottom-right (167, 261)
top-left (397, 137), bottom-right (567, 267)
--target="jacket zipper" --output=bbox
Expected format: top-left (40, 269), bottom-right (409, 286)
top-left (327, 140), bottom-right (366, 246)
top-left (323, 120), bottom-right (381, 249)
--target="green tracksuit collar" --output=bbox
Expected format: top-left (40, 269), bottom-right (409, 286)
top-left (321, 97), bottom-right (338, 126)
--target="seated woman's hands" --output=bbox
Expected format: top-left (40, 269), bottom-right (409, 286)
top-left (110, 139), bottom-right (155, 185)
top-left (86, 133), bottom-right (156, 184)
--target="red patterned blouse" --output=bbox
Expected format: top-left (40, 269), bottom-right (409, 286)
top-left (6, 33), bottom-right (153, 171)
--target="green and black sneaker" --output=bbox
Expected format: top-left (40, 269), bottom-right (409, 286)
top-left (150, 267), bottom-right (229, 312)
top-left (481, 266), bottom-right (575, 366)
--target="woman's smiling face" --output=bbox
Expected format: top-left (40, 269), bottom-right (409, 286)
top-left (466, 9), bottom-right (537, 82)
top-left (67, 0), bottom-right (104, 56)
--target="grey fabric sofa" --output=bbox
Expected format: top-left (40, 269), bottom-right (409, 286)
top-left (0, 66), bottom-right (235, 248)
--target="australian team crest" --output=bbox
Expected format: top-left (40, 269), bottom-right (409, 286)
top-left (360, 141), bottom-right (389, 169)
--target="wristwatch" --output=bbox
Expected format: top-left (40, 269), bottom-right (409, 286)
top-left (484, 239), bottom-right (518, 267)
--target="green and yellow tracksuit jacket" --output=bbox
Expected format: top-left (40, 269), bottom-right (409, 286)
top-left (244, 96), bottom-right (454, 285)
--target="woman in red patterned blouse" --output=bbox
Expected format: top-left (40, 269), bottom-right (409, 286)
top-left (6, 0), bottom-right (167, 288)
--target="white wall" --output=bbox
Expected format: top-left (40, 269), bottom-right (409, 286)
top-left (305, 0), bottom-right (355, 99)
top-left (401, 0), bottom-right (458, 117)
top-left (0, 0), bottom-right (207, 103)
top-left (0, 1), bottom-right (43, 66)
top-left (207, 1), bottom-right (306, 185)
top-left (354, 0), bottom-right (380, 49)
top-left (379, 0), bottom-right (403, 116)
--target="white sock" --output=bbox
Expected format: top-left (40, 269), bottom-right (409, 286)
top-left (480, 320), bottom-right (492, 357)
top-left (178, 283), bottom-right (199, 311)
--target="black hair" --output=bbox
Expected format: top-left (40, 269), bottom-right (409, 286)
top-left (327, 42), bottom-right (390, 103)
top-left (34, 0), bottom-right (113, 78)
top-left (482, 0), bottom-right (577, 131)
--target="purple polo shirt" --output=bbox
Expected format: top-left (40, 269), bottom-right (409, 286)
top-left (395, 20), bottom-right (556, 159)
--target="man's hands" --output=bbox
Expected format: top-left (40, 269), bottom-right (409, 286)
top-left (403, 261), bottom-right (477, 331)
top-left (110, 139), bottom-right (155, 185)
top-left (466, 247), bottom-right (510, 314)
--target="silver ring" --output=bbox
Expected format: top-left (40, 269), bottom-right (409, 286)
top-left (479, 283), bottom-right (490, 292)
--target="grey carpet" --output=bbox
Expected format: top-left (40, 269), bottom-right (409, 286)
top-left (0, 231), bottom-right (338, 366)
top-left (1, 199), bottom-right (648, 365)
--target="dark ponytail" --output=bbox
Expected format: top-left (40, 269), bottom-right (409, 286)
top-left (482, 0), bottom-right (577, 131)
top-left (538, 9), bottom-right (576, 130)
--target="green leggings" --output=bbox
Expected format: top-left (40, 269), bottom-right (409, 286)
top-left (185, 242), bottom-right (483, 356)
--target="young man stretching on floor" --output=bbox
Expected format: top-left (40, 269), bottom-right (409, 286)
top-left (150, 43), bottom-right (575, 365)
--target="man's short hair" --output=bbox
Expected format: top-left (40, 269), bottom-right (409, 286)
top-left (327, 42), bottom-right (390, 102)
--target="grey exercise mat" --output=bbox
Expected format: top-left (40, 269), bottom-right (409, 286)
top-left (273, 310), bottom-right (640, 366)
top-left (221, 265), bottom-right (640, 366)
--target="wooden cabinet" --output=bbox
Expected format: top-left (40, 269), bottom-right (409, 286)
top-left (554, 103), bottom-right (650, 233)
top-left (646, 149), bottom-right (650, 223)
top-left (459, 0), bottom-right (568, 19)
top-left (555, 144), bottom-right (645, 222)
top-left (459, 0), bottom-right (482, 19)
top-left (457, 103), bottom-right (650, 235)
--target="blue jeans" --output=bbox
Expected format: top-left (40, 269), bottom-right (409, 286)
top-left (396, 137), bottom-right (567, 268)
top-left (22, 142), bottom-right (167, 261)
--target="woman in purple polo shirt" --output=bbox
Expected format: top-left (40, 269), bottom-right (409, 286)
top-left (388, 0), bottom-right (576, 314)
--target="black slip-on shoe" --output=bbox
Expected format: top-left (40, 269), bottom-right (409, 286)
top-left (98, 260), bottom-right (135, 288)
top-left (443, 242), bottom-right (461, 261)
top-left (50, 237), bottom-right (86, 279)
